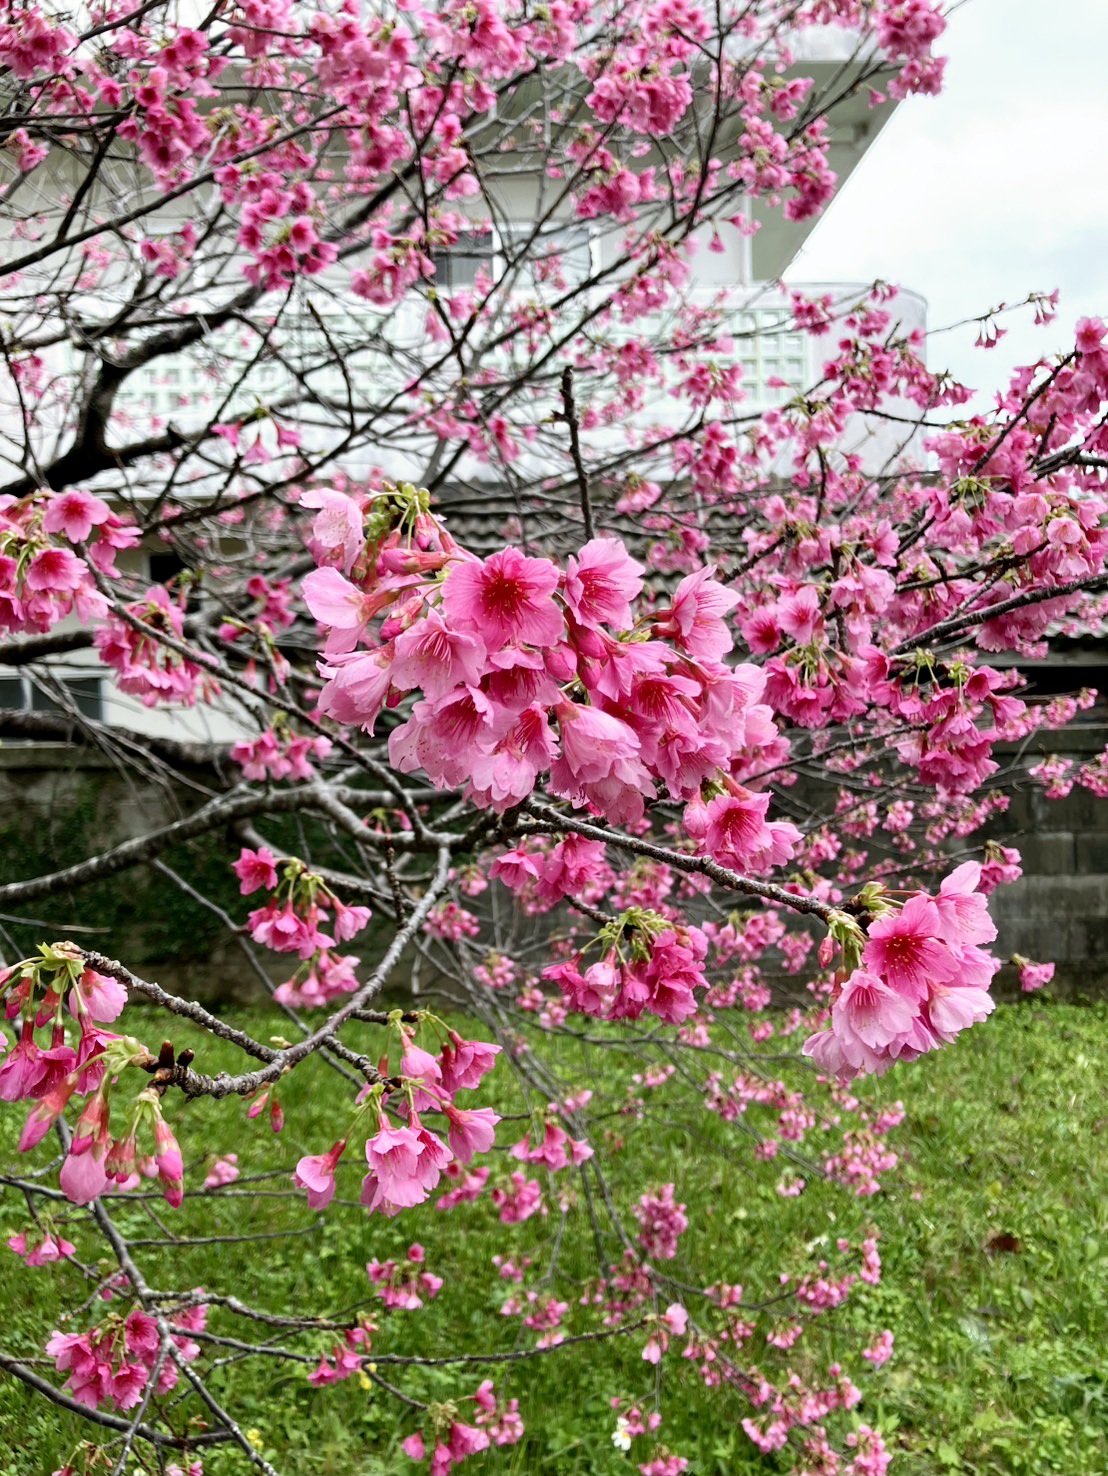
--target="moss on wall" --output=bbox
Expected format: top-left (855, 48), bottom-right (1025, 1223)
top-left (0, 754), bottom-right (398, 1004)
top-left (0, 760), bottom-right (241, 975)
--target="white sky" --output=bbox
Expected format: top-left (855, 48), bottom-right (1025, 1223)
top-left (787, 0), bottom-right (1108, 405)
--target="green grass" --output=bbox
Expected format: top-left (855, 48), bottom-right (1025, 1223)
top-left (0, 1000), bottom-right (1106, 1475)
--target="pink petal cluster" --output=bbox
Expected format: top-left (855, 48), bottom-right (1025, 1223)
top-left (46, 1303), bottom-right (204, 1411)
top-left (401, 1379), bottom-right (523, 1474)
top-left (544, 920), bottom-right (708, 1026)
top-left (94, 587), bottom-right (213, 708)
top-left (367, 1243), bottom-right (444, 1309)
top-left (804, 864), bottom-right (999, 1078)
top-left (299, 506), bottom-right (793, 844)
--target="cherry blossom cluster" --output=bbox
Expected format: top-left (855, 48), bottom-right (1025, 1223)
top-left (0, 946), bottom-right (179, 1195)
top-left (307, 1320), bottom-right (376, 1388)
top-left (802, 862), bottom-right (1000, 1079)
top-left (8, 1228), bottom-right (75, 1266)
top-left (294, 1016), bottom-right (501, 1217)
top-left (367, 1243), bottom-right (444, 1310)
top-left (401, 1380), bottom-right (524, 1476)
top-left (47, 1303), bottom-right (205, 1413)
top-left (95, 587), bottom-right (215, 709)
top-left (542, 908), bottom-right (709, 1026)
top-left (0, 488), bottom-right (134, 636)
top-left (231, 727), bottom-right (333, 782)
top-left (303, 482), bottom-right (791, 834)
top-left (234, 847), bottom-right (371, 958)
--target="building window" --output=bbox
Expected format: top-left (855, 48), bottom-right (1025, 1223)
top-left (0, 673), bottom-right (104, 721)
top-left (501, 224), bottom-right (594, 287)
top-left (148, 550), bottom-right (188, 587)
top-left (431, 224), bottom-right (595, 293)
top-left (430, 230), bottom-right (495, 291)
top-left (735, 310), bottom-right (810, 403)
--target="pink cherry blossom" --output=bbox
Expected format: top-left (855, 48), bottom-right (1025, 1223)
top-left (233, 846), bottom-right (280, 895)
top-left (862, 897), bottom-right (957, 1001)
top-left (441, 547), bottom-right (562, 648)
top-left (437, 1032), bottom-right (501, 1094)
top-left (60, 1142), bottom-right (110, 1206)
top-left (562, 537), bottom-right (644, 630)
top-left (444, 1106), bottom-right (499, 1164)
top-left (834, 970), bottom-right (919, 1049)
top-left (391, 610), bottom-right (487, 698)
top-left (69, 969), bottom-right (127, 1024)
top-left (363, 1115), bottom-right (439, 1210)
top-left (42, 491), bottom-right (112, 543)
top-left (549, 699), bottom-right (653, 821)
top-left (1017, 958), bottom-right (1054, 992)
top-left (294, 1139), bottom-right (347, 1210)
top-left (653, 567), bottom-right (739, 661)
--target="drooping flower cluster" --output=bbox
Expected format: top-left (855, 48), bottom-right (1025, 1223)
top-left (0, 945), bottom-right (195, 1209)
top-left (293, 1017), bottom-right (501, 1218)
top-left (231, 727), bottom-right (333, 782)
top-left (47, 1303), bottom-right (205, 1412)
top-left (803, 863), bottom-right (1000, 1079)
top-left (0, 489), bottom-right (136, 637)
top-left (632, 1184), bottom-right (688, 1261)
top-left (234, 850), bottom-right (373, 962)
top-left (95, 586), bottom-right (217, 709)
top-left (302, 484), bottom-right (794, 837)
top-left (367, 1243), bottom-right (444, 1309)
top-left (543, 909), bottom-right (709, 1026)
top-left (307, 1320), bottom-right (376, 1388)
top-left (401, 1380), bottom-right (524, 1476)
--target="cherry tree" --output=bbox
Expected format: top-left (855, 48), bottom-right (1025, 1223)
top-left (0, 1), bottom-right (1104, 1472)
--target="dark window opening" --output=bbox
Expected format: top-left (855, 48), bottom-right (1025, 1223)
top-left (0, 678), bottom-right (24, 710)
top-left (1019, 664), bottom-right (1107, 723)
top-left (0, 674), bottom-right (104, 722)
top-left (429, 231), bottom-right (494, 292)
top-left (428, 225), bottom-right (594, 295)
top-left (149, 550), bottom-right (188, 587)
top-left (505, 224), bottom-right (593, 286)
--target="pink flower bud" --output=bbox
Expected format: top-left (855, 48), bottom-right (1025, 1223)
top-left (105, 1132), bottom-right (137, 1182)
top-left (154, 1116), bottom-right (184, 1208)
top-left (18, 1071), bottom-right (78, 1152)
top-left (71, 1091), bottom-right (108, 1156)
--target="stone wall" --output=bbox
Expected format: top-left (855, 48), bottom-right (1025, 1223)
top-left (3, 727), bottom-right (1108, 1003)
top-left (986, 724), bottom-right (1108, 998)
top-left (0, 744), bottom-right (263, 1001)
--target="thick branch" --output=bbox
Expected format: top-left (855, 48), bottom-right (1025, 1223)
top-left (892, 572), bottom-right (1108, 655)
top-left (559, 364), bottom-right (595, 542)
top-left (0, 708), bottom-right (225, 769)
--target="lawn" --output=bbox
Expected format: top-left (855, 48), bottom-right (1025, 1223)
top-left (0, 999), bottom-right (1105, 1476)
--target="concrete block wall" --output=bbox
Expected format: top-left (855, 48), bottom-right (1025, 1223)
top-left (3, 725), bottom-right (1108, 1002)
top-left (986, 724), bottom-right (1108, 996)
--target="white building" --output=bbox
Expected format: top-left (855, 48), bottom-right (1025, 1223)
top-left (0, 26), bottom-right (926, 740)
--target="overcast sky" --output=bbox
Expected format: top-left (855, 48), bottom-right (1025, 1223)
top-left (787, 0), bottom-right (1108, 405)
